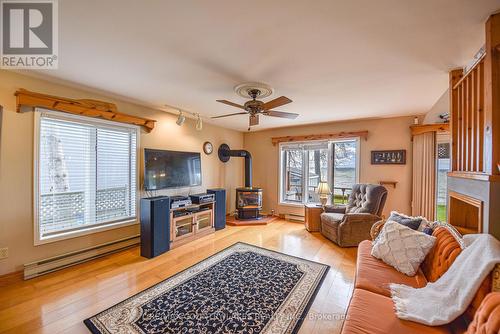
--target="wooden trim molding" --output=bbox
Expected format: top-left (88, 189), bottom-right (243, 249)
top-left (410, 123), bottom-right (449, 136)
top-left (379, 180), bottom-right (397, 188)
top-left (15, 89), bottom-right (156, 132)
top-left (448, 171), bottom-right (500, 182)
top-left (271, 130), bottom-right (368, 146)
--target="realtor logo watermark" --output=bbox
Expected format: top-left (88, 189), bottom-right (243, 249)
top-left (1, 0), bottom-right (58, 69)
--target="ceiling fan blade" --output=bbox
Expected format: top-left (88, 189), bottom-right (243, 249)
top-left (216, 100), bottom-right (245, 109)
top-left (264, 110), bottom-right (299, 119)
top-left (249, 114), bottom-right (259, 126)
top-left (211, 112), bottom-right (247, 119)
top-left (262, 96), bottom-right (292, 110)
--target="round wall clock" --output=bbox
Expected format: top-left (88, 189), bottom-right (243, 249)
top-left (203, 141), bottom-right (213, 155)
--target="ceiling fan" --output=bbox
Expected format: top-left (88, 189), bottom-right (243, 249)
top-left (212, 83), bottom-right (298, 129)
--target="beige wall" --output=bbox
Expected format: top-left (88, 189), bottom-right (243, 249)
top-left (243, 116), bottom-right (416, 217)
top-left (0, 70), bottom-right (419, 276)
top-left (0, 70), bottom-right (243, 275)
top-left (423, 89), bottom-right (449, 124)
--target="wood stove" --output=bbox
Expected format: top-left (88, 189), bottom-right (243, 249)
top-left (218, 143), bottom-right (263, 220)
top-left (236, 187), bottom-right (262, 220)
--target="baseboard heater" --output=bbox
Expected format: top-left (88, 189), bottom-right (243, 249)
top-left (284, 213), bottom-right (305, 222)
top-left (24, 235), bottom-right (140, 280)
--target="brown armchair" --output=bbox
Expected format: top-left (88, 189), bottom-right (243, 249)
top-left (320, 184), bottom-right (387, 247)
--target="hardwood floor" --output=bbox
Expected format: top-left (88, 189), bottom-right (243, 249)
top-left (0, 220), bottom-right (357, 334)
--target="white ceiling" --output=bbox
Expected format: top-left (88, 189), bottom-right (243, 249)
top-left (36, 0), bottom-right (500, 131)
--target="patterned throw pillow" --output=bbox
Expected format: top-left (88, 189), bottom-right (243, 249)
top-left (387, 211), bottom-right (427, 231)
top-left (371, 220), bottom-right (436, 276)
top-left (422, 227), bottom-right (434, 236)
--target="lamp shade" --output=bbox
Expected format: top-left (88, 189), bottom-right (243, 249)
top-left (316, 181), bottom-right (331, 195)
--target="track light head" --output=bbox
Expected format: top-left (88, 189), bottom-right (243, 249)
top-left (176, 111), bottom-right (185, 126)
top-left (196, 114), bottom-right (203, 131)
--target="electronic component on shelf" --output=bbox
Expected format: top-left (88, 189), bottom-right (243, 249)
top-left (170, 196), bottom-right (192, 209)
top-left (189, 193), bottom-right (215, 204)
top-left (173, 210), bottom-right (191, 218)
top-left (198, 207), bottom-right (210, 212)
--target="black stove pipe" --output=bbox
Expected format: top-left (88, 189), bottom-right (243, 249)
top-left (218, 143), bottom-right (252, 188)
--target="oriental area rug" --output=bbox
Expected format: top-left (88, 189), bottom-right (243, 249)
top-left (84, 242), bottom-right (329, 334)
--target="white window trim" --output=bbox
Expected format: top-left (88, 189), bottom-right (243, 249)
top-left (33, 109), bottom-right (140, 245)
top-left (278, 137), bottom-right (360, 206)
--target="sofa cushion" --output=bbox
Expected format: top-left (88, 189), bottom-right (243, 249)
top-left (320, 212), bottom-right (344, 226)
top-left (421, 226), bottom-right (463, 283)
top-left (465, 274), bottom-right (493, 324)
top-left (355, 240), bottom-right (428, 297)
top-left (466, 292), bottom-right (500, 334)
top-left (419, 225), bottom-right (492, 322)
top-left (371, 220), bottom-right (436, 276)
top-left (341, 289), bottom-right (451, 334)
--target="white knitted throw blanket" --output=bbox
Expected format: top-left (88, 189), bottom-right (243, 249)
top-left (390, 233), bottom-right (500, 326)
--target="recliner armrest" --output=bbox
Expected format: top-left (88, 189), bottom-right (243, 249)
top-left (342, 213), bottom-right (381, 224)
top-left (336, 213), bottom-right (382, 247)
top-left (323, 205), bottom-right (346, 214)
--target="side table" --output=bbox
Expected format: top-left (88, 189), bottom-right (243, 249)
top-left (305, 203), bottom-right (323, 232)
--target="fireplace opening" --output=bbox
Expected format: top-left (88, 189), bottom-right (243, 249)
top-left (236, 187), bottom-right (263, 220)
top-left (448, 191), bottom-right (483, 235)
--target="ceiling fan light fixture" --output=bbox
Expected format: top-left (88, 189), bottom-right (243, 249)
top-left (234, 82), bottom-right (273, 99)
top-left (196, 114), bottom-right (203, 131)
top-left (176, 111), bottom-right (186, 126)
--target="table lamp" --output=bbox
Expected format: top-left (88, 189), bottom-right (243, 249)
top-left (316, 181), bottom-right (331, 206)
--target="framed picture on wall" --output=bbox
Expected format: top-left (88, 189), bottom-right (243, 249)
top-left (371, 150), bottom-right (406, 165)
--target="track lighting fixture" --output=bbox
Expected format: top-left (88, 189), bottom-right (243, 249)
top-left (196, 114), bottom-right (203, 131)
top-left (171, 107), bottom-right (203, 130)
top-left (176, 111), bottom-right (186, 126)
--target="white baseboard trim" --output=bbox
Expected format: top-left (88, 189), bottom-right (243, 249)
top-left (24, 235), bottom-right (140, 280)
top-left (284, 213), bottom-right (305, 222)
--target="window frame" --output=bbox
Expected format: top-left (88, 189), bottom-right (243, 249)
top-left (33, 109), bottom-right (140, 245)
top-left (435, 133), bottom-right (451, 222)
top-left (279, 146), bottom-right (308, 206)
top-left (331, 138), bottom-right (361, 204)
top-left (278, 138), bottom-right (360, 207)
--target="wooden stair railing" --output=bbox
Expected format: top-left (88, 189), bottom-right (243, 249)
top-left (449, 13), bottom-right (500, 177)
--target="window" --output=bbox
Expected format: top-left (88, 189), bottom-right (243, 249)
top-left (279, 139), bottom-right (359, 205)
top-left (281, 147), bottom-right (304, 203)
top-left (332, 141), bottom-right (358, 204)
top-left (35, 110), bottom-right (138, 243)
top-left (436, 137), bottom-right (451, 221)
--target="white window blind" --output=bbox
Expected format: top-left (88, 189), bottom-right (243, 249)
top-left (36, 111), bottom-right (138, 241)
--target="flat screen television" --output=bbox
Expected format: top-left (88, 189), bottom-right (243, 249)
top-left (144, 149), bottom-right (202, 190)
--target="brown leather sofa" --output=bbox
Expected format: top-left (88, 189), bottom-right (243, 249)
top-left (320, 184), bottom-right (387, 247)
top-left (341, 225), bottom-right (499, 334)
